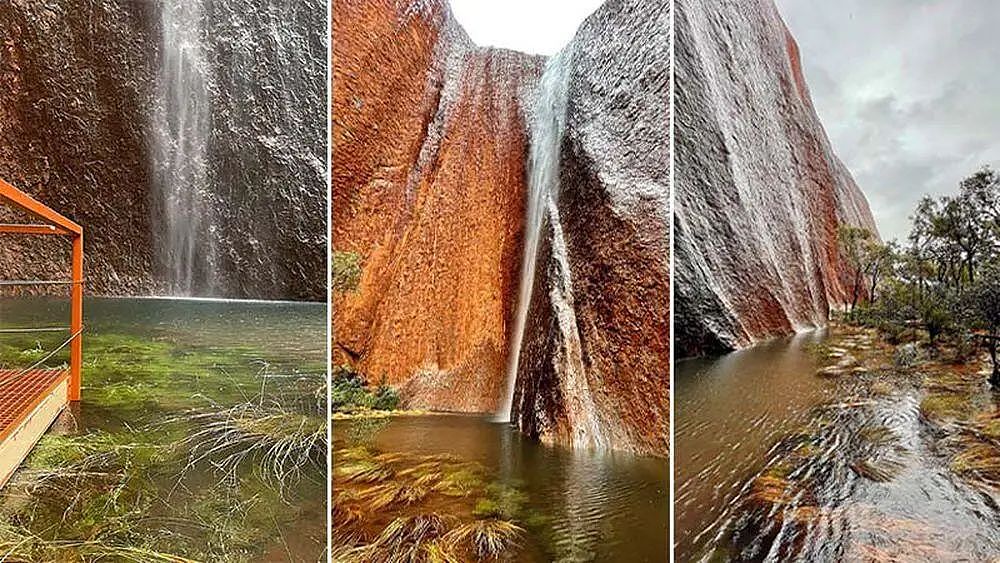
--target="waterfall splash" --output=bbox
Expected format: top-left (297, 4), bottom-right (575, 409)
top-left (153, 0), bottom-right (215, 296)
top-left (496, 47), bottom-right (574, 423)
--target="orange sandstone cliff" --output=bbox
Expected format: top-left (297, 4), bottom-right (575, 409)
top-left (332, 0), bottom-right (543, 412)
top-left (333, 0), bottom-right (671, 456)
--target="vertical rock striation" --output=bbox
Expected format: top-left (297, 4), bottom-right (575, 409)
top-left (511, 0), bottom-right (671, 456)
top-left (0, 0), bottom-right (327, 300)
top-left (674, 0), bottom-right (877, 357)
top-left (332, 0), bottom-right (544, 412)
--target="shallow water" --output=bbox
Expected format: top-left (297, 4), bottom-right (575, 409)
top-left (0, 296), bottom-right (326, 561)
top-left (334, 414), bottom-right (669, 562)
top-left (675, 329), bottom-right (1000, 562)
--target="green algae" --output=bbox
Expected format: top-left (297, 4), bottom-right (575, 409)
top-left (0, 318), bottom-right (326, 561)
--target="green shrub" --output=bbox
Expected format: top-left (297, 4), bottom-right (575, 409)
top-left (331, 367), bottom-right (401, 412)
top-left (331, 365), bottom-right (371, 412)
top-left (371, 377), bottom-right (401, 411)
top-left (333, 251), bottom-right (362, 293)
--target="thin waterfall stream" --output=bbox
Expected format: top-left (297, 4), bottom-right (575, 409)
top-left (153, 0), bottom-right (215, 296)
top-left (497, 46), bottom-right (574, 422)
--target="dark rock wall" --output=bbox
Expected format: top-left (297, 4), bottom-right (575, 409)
top-left (189, 0), bottom-right (327, 300)
top-left (0, 1), bottom-right (157, 294)
top-left (674, 0), bottom-right (877, 357)
top-left (0, 0), bottom-right (326, 300)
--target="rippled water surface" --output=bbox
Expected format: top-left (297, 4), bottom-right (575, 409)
top-left (675, 330), bottom-right (1000, 562)
top-left (335, 415), bottom-right (669, 562)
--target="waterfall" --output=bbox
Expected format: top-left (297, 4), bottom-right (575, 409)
top-left (497, 47), bottom-right (574, 422)
top-left (153, 0), bottom-right (215, 296)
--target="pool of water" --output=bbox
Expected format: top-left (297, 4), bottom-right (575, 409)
top-left (334, 415), bottom-right (669, 562)
top-left (0, 296), bottom-right (327, 561)
top-left (675, 329), bottom-right (1000, 561)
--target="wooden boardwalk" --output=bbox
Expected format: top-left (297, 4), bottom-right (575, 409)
top-left (0, 368), bottom-right (69, 486)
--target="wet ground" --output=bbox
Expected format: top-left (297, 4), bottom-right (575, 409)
top-left (0, 296), bottom-right (326, 561)
top-left (675, 324), bottom-right (1000, 562)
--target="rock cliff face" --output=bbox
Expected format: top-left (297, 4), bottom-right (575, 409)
top-left (333, 0), bottom-right (670, 455)
top-left (0, 1), bottom-right (157, 295)
top-left (0, 0), bottom-right (326, 300)
top-left (510, 0), bottom-right (671, 456)
top-left (674, 0), bottom-right (877, 357)
top-left (332, 0), bottom-right (544, 412)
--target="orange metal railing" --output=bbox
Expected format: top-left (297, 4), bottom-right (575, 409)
top-left (0, 179), bottom-right (83, 401)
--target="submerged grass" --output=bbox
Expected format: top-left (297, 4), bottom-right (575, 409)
top-left (332, 444), bottom-right (532, 561)
top-left (0, 323), bottom-right (327, 561)
top-left (176, 400), bottom-right (326, 488)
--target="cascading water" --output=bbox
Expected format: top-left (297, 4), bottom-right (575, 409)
top-left (153, 0), bottom-right (215, 296)
top-left (497, 47), bottom-right (575, 423)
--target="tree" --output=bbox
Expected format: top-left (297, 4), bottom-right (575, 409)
top-left (863, 239), bottom-right (896, 304)
top-left (972, 266), bottom-right (1000, 388)
top-left (838, 226), bottom-right (875, 314)
top-left (960, 166), bottom-right (1000, 246)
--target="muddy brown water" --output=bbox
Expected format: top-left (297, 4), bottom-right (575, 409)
top-left (675, 329), bottom-right (1000, 562)
top-left (335, 414), bottom-right (670, 562)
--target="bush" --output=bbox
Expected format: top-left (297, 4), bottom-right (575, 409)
top-left (331, 365), bottom-right (371, 412)
top-left (371, 377), bottom-right (401, 411)
top-left (333, 251), bottom-right (362, 293)
top-left (331, 366), bottom-right (402, 412)
top-left (893, 343), bottom-right (919, 368)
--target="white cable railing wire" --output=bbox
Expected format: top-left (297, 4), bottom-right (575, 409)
top-left (0, 327), bottom-right (83, 388)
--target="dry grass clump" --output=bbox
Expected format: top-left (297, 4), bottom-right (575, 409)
top-left (177, 401), bottom-right (326, 486)
top-left (850, 458), bottom-right (905, 483)
top-left (918, 393), bottom-right (968, 421)
top-left (443, 519), bottom-right (524, 559)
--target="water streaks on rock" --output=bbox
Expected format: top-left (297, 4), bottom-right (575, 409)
top-left (674, 0), bottom-right (877, 357)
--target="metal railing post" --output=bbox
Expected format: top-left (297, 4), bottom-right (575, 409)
top-left (70, 232), bottom-right (83, 401)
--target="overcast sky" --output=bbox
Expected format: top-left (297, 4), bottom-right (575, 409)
top-left (776, 0), bottom-right (1000, 242)
top-left (450, 0), bottom-right (605, 56)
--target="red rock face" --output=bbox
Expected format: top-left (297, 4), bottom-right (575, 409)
top-left (334, 0), bottom-right (671, 456)
top-left (332, 0), bottom-right (544, 412)
top-left (674, 0), bottom-right (877, 357)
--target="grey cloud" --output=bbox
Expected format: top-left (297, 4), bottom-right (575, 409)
top-left (776, 0), bottom-right (1000, 241)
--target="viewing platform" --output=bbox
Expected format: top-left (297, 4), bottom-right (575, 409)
top-left (0, 179), bottom-right (83, 487)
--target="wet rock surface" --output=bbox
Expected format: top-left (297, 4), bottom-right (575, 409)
top-left (333, 0), bottom-right (671, 455)
top-left (0, 1), bottom-right (157, 295)
top-left (674, 0), bottom-right (877, 357)
top-left (512, 0), bottom-right (671, 456)
top-left (0, 0), bottom-right (326, 300)
top-left (332, 0), bottom-right (543, 412)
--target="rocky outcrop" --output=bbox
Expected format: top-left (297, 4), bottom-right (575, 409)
top-left (0, 0), bottom-right (326, 300)
top-left (511, 0), bottom-right (671, 456)
top-left (332, 0), bottom-right (544, 412)
top-left (674, 0), bottom-right (877, 357)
